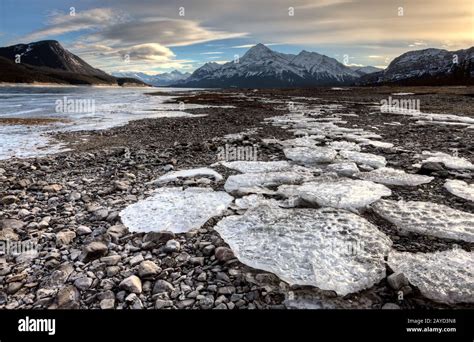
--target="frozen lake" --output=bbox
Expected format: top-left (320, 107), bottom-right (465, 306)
top-left (0, 85), bottom-right (204, 160)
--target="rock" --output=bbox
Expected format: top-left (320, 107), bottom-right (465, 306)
top-left (382, 303), bottom-right (401, 310)
top-left (43, 184), bottom-right (63, 192)
top-left (76, 225), bottom-right (92, 236)
top-left (119, 275), bottom-right (142, 294)
top-left (93, 208), bottom-right (109, 221)
top-left (0, 227), bottom-right (19, 241)
top-left (418, 162), bottom-right (444, 175)
top-left (215, 247), bottom-right (234, 263)
top-left (0, 219), bottom-right (25, 231)
top-left (138, 260), bottom-right (160, 278)
top-left (153, 279), bottom-right (174, 294)
top-left (387, 272), bottom-right (409, 290)
top-left (144, 231), bottom-right (175, 244)
top-left (197, 272), bottom-right (207, 282)
top-left (56, 285), bottom-right (80, 309)
top-left (83, 241), bottom-right (108, 262)
top-left (164, 239), bottom-right (181, 253)
top-left (69, 191), bottom-right (81, 201)
top-left (155, 299), bottom-right (173, 309)
top-left (217, 286), bottom-right (236, 295)
top-left (114, 181), bottom-right (129, 191)
top-left (2, 195), bottom-right (18, 205)
top-left (125, 293), bottom-right (143, 309)
top-left (129, 254), bottom-right (144, 266)
top-left (107, 224), bottom-right (128, 241)
top-left (100, 298), bottom-right (115, 309)
top-left (74, 277), bottom-right (93, 291)
top-left (7, 282), bottom-right (23, 294)
top-left (203, 244), bottom-right (215, 256)
top-left (56, 230), bottom-right (76, 245)
top-left (100, 255), bottom-right (121, 266)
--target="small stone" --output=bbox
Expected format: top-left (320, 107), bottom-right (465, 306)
top-left (144, 231), bottom-right (175, 243)
top-left (138, 260), bottom-right (160, 278)
top-left (164, 240), bottom-right (181, 253)
top-left (83, 241), bottom-right (108, 262)
top-left (100, 255), bottom-right (121, 266)
top-left (382, 303), bottom-right (401, 310)
top-left (76, 225), bottom-right (92, 236)
top-left (56, 230), bottom-right (76, 246)
top-left (387, 272), bottom-right (409, 291)
top-left (190, 257), bottom-right (205, 266)
top-left (2, 195), bottom-right (18, 205)
top-left (217, 286), bottom-right (236, 295)
top-left (197, 272), bottom-right (207, 282)
top-left (119, 275), bottom-right (142, 294)
top-left (203, 244), bottom-right (215, 256)
top-left (214, 303), bottom-right (228, 310)
top-left (56, 285), bottom-right (80, 309)
top-left (153, 279), bottom-right (174, 294)
top-left (155, 299), bottom-right (173, 309)
top-left (7, 282), bottom-right (22, 294)
top-left (43, 184), bottom-right (63, 193)
top-left (74, 277), bottom-right (93, 291)
top-left (93, 208), bottom-right (109, 221)
top-left (215, 247), bottom-right (234, 262)
top-left (107, 224), bottom-right (128, 241)
top-left (129, 254), bottom-right (144, 266)
top-left (100, 298), bottom-right (115, 309)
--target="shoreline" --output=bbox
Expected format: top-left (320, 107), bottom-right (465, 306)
top-left (0, 86), bottom-right (473, 309)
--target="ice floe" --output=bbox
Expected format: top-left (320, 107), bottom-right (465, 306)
top-left (224, 170), bottom-right (314, 195)
top-left (233, 194), bottom-right (282, 210)
top-left (356, 167), bottom-right (433, 186)
top-left (360, 140), bottom-right (394, 149)
top-left (388, 249), bottom-right (474, 304)
top-left (278, 179), bottom-right (391, 210)
top-left (329, 141), bottom-right (361, 152)
top-left (220, 160), bottom-right (292, 173)
top-left (149, 168), bottom-right (223, 185)
top-left (444, 179), bottom-right (474, 202)
top-left (372, 200), bottom-right (474, 242)
top-left (284, 146), bottom-right (337, 165)
top-left (339, 150), bottom-right (387, 169)
top-left (326, 162), bottom-right (360, 177)
top-left (119, 187), bottom-right (233, 233)
top-left (420, 151), bottom-right (474, 171)
top-left (215, 206), bottom-right (392, 296)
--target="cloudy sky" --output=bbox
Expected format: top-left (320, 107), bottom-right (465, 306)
top-left (0, 0), bottom-right (472, 74)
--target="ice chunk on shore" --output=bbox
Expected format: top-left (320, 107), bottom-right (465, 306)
top-left (149, 168), bottom-right (223, 185)
top-left (284, 146), bottom-right (337, 165)
top-left (215, 206), bottom-right (392, 296)
top-left (233, 194), bottom-right (282, 210)
top-left (278, 137), bottom-right (319, 148)
top-left (372, 200), bottom-right (474, 242)
top-left (388, 249), bottom-right (474, 304)
top-left (220, 160), bottom-right (292, 173)
top-left (357, 167), bottom-right (433, 186)
top-left (278, 179), bottom-right (391, 210)
top-left (119, 187), bottom-right (233, 233)
top-left (444, 180), bottom-right (474, 202)
top-left (224, 170), bottom-right (314, 195)
top-left (339, 150), bottom-right (387, 169)
top-left (326, 162), bottom-right (360, 177)
top-left (360, 140), bottom-right (394, 149)
top-left (329, 141), bottom-right (361, 152)
top-left (421, 151), bottom-right (474, 171)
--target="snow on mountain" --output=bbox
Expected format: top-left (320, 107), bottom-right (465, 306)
top-left (112, 70), bottom-right (191, 86)
top-left (360, 47), bottom-right (474, 85)
top-left (175, 44), bottom-right (361, 88)
top-left (350, 66), bottom-right (383, 76)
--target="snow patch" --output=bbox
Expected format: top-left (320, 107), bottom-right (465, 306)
top-left (220, 160), bottom-right (292, 173)
top-left (149, 168), bottom-right (223, 185)
top-left (444, 179), bottom-right (474, 202)
top-left (284, 146), bottom-right (337, 165)
top-left (357, 167), bottom-right (433, 186)
top-left (339, 150), bottom-right (387, 169)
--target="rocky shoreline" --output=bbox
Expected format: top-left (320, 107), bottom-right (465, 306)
top-left (0, 86), bottom-right (473, 309)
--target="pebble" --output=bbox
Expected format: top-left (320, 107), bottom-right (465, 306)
top-left (119, 275), bottom-right (142, 294)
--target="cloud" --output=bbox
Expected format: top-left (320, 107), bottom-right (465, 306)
top-left (200, 51), bottom-right (223, 55)
top-left (117, 43), bottom-right (175, 61)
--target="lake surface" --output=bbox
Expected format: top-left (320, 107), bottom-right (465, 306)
top-left (0, 85), bottom-right (204, 160)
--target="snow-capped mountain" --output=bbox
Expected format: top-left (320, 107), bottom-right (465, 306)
top-left (174, 44), bottom-right (361, 88)
top-left (112, 70), bottom-right (191, 86)
top-left (0, 40), bottom-right (148, 86)
top-left (350, 66), bottom-right (383, 76)
top-left (360, 47), bottom-right (474, 85)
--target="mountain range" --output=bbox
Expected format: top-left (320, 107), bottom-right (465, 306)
top-left (174, 43), bottom-right (473, 87)
top-left (0, 40), bottom-right (148, 86)
top-left (0, 40), bottom-right (472, 87)
top-left (112, 70), bottom-right (191, 86)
